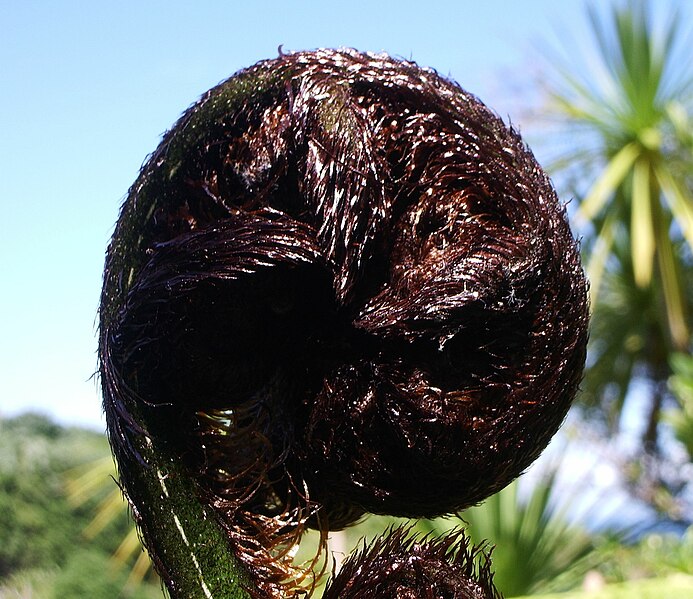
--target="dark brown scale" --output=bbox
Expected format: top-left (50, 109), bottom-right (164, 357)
top-left (100, 48), bottom-right (588, 596)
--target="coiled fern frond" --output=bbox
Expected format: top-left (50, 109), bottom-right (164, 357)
top-left (99, 48), bottom-right (588, 598)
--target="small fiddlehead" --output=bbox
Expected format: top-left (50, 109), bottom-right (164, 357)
top-left (323, 526), bottom-right (501, 599)
top-left (99, 48), bottom-right (588, 598)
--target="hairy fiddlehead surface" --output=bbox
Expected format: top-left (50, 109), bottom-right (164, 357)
top-left (99, 48), bottom-right (588, 598)
top-left (323, 527), bottom-right (501, 599)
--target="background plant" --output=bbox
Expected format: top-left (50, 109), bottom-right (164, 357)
top-left (0, 414), bottom-right (160, 599)
top-left (541, 0), bottom-right (693, 521)
top-left (545, 0), bottom-right (693, 437)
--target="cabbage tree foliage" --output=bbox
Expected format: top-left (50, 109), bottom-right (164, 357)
top-left (546, 0), bottom-right (693, 451)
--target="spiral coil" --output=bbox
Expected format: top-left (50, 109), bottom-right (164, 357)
top-left (100, 48), bottom-right (588, 598)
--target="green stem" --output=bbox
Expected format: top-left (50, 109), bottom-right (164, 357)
top-left (115, 408), bottom-right (253, 598)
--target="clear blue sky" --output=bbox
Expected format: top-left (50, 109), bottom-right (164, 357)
top-left (0, 1), bottom-right (682, 430)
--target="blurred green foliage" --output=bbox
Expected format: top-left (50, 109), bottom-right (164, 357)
top-left (513, 574), bottom-right (693, 599)
top-left (0, 413), bottom-right (161, 598)
top-left (597, 526), bottom-right (693, 582)
top-left (450, 475), bottom-right (597, 596)
top-left (669, 352), bottom-right (693, 458)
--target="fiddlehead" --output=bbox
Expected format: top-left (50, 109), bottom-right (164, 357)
top-left (99, 48), bottom-right (588, 598)
top-left (323, 526), bottom-right (501, 599)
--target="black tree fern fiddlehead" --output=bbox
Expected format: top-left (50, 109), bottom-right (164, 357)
top-left (99, 48), bottom-right (588, 598)
top-left (322, 526), bottom-right (501, 599)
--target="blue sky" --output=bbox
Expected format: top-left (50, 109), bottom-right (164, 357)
top-left (0, 0), bottom-right (682, 430)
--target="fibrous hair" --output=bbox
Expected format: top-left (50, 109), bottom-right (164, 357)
top-left (323, 526), bottom-right (501, 599)
top-left (99, 48), bottom-right (588, 597)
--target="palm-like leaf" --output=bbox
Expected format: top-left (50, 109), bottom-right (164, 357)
top-left (427, 469), bottom-right (599, 598)
top-left (65, 456), bottom-right (154, 586)
top-left (544, 0), bottom-right (693, 445)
